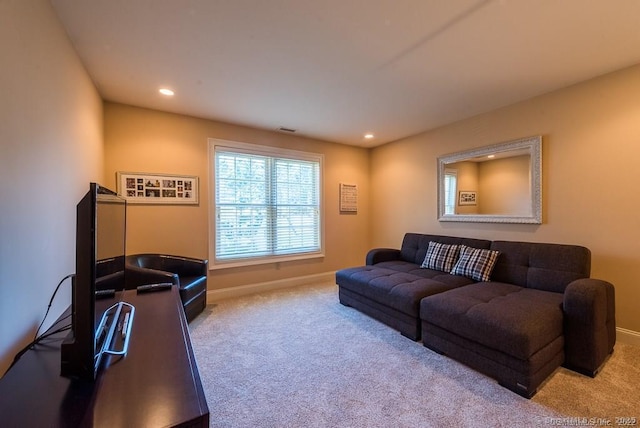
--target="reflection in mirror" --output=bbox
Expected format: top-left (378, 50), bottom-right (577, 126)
top-left (437, 136), bottom-right (542, 224)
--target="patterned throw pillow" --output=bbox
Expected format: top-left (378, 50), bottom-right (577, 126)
top-left (450, 245), bottom-right (500, 282)
top-left (421, 241), bottom-right (461, 273)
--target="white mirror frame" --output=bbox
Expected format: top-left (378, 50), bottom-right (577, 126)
top-left (437, 135), bottom-right (542, 224)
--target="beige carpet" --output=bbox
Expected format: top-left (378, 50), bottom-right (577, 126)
top-left (189, 282), bottom-right (640, 427)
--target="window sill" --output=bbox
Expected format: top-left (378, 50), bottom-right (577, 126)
top-left (210, 252), bottom-right (325, 270)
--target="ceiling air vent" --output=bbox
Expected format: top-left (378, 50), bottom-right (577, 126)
top-left (277, 127), bottom-right (297, 133)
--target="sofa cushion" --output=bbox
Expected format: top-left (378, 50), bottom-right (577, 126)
top-left (336, 266), bottom-right (467, 316)
top-left (490, 241), bottom-right (591, 292)
top-left (420, 282), bottom-right (564, 360)
top-left (399, 233), bottom-right (492, 266)
top-left (372, 261), bottom-right (476, 287)
top-left (450, 245), bottom-right (500, 282)
top-left (421, 241), bottom-right (461, 272)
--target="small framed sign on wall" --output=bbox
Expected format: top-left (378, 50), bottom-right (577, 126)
top-left (458, 191), bottom-right (477, 206)
top-left (339, 183), bottom-right (358, 213)
top-left (116, 172), bottom-right (199, 204)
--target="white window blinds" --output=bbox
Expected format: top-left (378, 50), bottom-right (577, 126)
top-left (213, 143), bottom-right (322, 264)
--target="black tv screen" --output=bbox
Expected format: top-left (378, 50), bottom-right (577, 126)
top-left (61, 183), bottom-right (126, 380)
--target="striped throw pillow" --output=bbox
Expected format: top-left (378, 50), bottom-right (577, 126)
top-left (421, 241), bottom-right (461, 273)
top-left (450, 245), bottom-right (500, 282)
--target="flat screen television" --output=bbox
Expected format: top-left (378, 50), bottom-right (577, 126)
top-left (61, 183), bottom-right (127, 380)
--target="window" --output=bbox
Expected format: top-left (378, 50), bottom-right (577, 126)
top-left (444, 169), bottom-right (457, 215)
top-left (209, 139), bottom-right (323, 268)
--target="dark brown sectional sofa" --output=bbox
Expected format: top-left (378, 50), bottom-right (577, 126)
top-left (335, 233), bottom-right (616, 398)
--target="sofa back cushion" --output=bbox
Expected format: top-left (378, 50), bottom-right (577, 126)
top-left (401, 233), bottom-right (491, 266)
top-left (490, 240), bottom-right (591, 293)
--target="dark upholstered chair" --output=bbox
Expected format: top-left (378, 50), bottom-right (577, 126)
top-left (96, 256), bottom-right (126, 291)
top-left (126, 254), bottom-right (208, 322)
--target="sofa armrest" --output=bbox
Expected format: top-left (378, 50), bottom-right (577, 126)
top-left (155, 255), bottom-right (208, 277)
top-left (563, 278), bottom-right (616, 376)
top-left (127, 254), bottom-right (208, 277)
top-left (96, 270), bottom-right (125, 291)
top-left (366, 248), bottom-right (401, 265)
top-left (125, 265), bottom-right (180, 289)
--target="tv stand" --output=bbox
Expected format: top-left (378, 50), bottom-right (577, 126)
top-left (0, 286), bottom-right (209, 427)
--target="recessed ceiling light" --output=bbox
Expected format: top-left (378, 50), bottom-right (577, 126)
top-left (364, 133), bottom-right (375, 139)
top-left (159, 88), bottom-right (174, 96)
top-left (487, 154), bottom-right (496, 159)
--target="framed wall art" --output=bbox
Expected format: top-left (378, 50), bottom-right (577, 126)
top-left (458, 191), bottom-right (477, 206)
top-left (116, 172), bottom-right (199, 204)
top-left (339, 182), bottom-right (358, 213)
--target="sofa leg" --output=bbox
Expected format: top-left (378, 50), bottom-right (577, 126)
top-left (498, 381), bottom-right (536, 399)
top-left (422, 342), bottom-right (445, 355)
top-left (563, 349), bottom-right (613, 378)
top-left (401, 331), bottom-right (419, 341)
top-left (563, 362), bottom-right (604, 378)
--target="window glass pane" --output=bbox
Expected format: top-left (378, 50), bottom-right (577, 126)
top-left (213, 145), bottom-right (321, 263)
top-left (275, 206), bottom-right (319, 254)
top-left (216, 206), bottom-right (270, 259)
top-left (444, 171), bottom-right (457, 215)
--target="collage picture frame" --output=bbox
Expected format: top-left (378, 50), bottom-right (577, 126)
top-left (116, 172), bottom-right (199, 204)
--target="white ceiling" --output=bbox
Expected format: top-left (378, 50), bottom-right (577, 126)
top-left (50, 0), bottom-right (640, 147)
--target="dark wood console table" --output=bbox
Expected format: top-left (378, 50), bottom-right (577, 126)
top-left (0, 286), bottom-right (209, 427)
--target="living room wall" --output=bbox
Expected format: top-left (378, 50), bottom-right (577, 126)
top-left (370, 63), bottom-right (640, 336)
top-left (0, 0), bottom-right (103, 375)
top-left (103, 103), bottom-right (371, 292)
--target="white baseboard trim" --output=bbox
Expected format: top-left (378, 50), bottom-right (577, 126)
top-left (617, 327), bottom-right (640, 347)
top-left (207, 271), bottom-right (336, 302)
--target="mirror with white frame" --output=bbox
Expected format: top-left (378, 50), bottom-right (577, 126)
top-left (437, 136), bottom-right (542, 224)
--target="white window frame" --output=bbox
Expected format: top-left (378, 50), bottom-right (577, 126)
top-left (208, 138), bottom-right (324, 269)
top-left (444, 168), bottom-right (457, 215)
